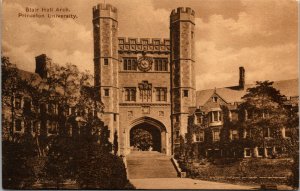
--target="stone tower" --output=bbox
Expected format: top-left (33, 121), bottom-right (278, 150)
top-left (92, 4), bottom-right (119, 142)
top-left (170, 7), bottom-right (196, 152)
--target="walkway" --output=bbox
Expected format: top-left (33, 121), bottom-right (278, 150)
top-left (130, 178), bottom-right (258, 190)
top-left (126, 151), bottom-right (260, 189)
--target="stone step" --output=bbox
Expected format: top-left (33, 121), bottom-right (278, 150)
top-left (126, 151), bottom-right (178, 179)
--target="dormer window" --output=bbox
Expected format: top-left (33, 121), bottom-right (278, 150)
top-left (212, 96), bottom-right (218, 102)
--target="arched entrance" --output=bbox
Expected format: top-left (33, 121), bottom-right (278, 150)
top-left (130, 123), bottom-right (161, 151)
top-left (128, 117), bottom-right (167, 153)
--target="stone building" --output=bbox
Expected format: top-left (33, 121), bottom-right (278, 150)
top-left (92, 4), bottom-right (196, 156)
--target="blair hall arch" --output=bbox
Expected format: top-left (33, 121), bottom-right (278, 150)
top-left (125, 117), bottom-right (168, 154)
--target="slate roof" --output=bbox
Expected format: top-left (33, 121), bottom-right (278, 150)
top-left (196, 79), bottom-right (299, 107)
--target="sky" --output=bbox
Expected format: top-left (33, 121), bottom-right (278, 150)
top-left (2, 0), bottom-right (298, 90)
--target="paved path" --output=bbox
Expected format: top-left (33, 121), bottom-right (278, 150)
top-left (126, 151), bottom-right (177, 179)
top-left (130, 178), bottom-right (259, 190)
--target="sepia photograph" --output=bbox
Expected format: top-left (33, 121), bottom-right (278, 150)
top-left (1, 0), bottom-right (299, 190)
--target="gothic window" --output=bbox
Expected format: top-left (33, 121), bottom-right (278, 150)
top-left (124, 88), bottom-right (136, 101)
top-left (183, 90), bottom-right (189, 97)
top-left (138, 81), bottom-right (152, 102)
top-left (155, 87), bottom-right (167, 101)
top-left (154, 58), bottom-right (168, 71)
top-left (123, 58), bottom-right (137, 71)
top-left (213, 129), bottom-right (220, 142)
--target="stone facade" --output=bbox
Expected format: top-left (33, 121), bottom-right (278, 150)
top-left (93, 4), bottom-right (197, 156)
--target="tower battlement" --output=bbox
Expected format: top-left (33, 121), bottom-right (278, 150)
top-left (118, 37), bottom-right (170, 45)
top-left (93, 3), bottom-right (118, 20)
top-left (93, 3), bottom-right (117, 13)
top-left (171, 7), bottom-right (195, 16)
top-left (170, 7), bottom-right (195, 23)
top-left (118, 37), bottom-right (170, 53)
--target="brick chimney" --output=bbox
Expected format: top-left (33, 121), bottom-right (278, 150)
top-left (239, 66), bottom-right (245, 89)
top-left (35, 54), bottom-right (52, 79)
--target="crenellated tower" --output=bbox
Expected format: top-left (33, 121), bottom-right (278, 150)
top-left (170, 7), bottom-right (196, 152)
top-left (93, 4), bottom-right (119, 142)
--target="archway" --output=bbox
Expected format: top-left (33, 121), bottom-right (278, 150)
top-left (128, 117), bottom-right (167, 153)
top-left (130, 123), bottom-right (161, 151)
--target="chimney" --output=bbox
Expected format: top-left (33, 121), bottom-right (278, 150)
top-left (35, 54), bottom-right (52, 79)
top-left (239, 66), bottom-right (245, 89)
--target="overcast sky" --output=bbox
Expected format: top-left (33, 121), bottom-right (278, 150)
top-left (2, 0), bottom-right (298, 90)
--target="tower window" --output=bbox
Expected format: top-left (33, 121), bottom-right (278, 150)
top-left (104, 89), bottom-right (110, 96)
top-left (155, 87), bottom-right (167, 101)
top-left (124, 88), bottom-right (136, 101)
top-left (114, 114), bottom-right (117, 121)
top-left (183, 90), bottom-right (189, 97)
top-left (123, 58), bottom-right (137, 71)
top-left (191, 31), bottom-right (194, 39)
top-left (104, 58), bottom-right (109, 65)
top-left (154, 58), bottom-right (168, 71)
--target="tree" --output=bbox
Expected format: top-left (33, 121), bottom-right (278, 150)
top-left (130, 128), bottom-right (153, 151)
top-left (238, 81), bottom-right (299, 188)
top-left (2, 56), bottom-right (24, 141)
top-left (113, 130), bottom-right (119, 155)
top-left (2, 134), bottom-right (37, 189)
top-left (239, 81), bottom-right (288, 148)
top-left (42, 135), bottom-right (75, 189)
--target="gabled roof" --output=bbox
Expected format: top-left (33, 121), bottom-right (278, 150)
top-left (196, 79), bottom-right (299, 107)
